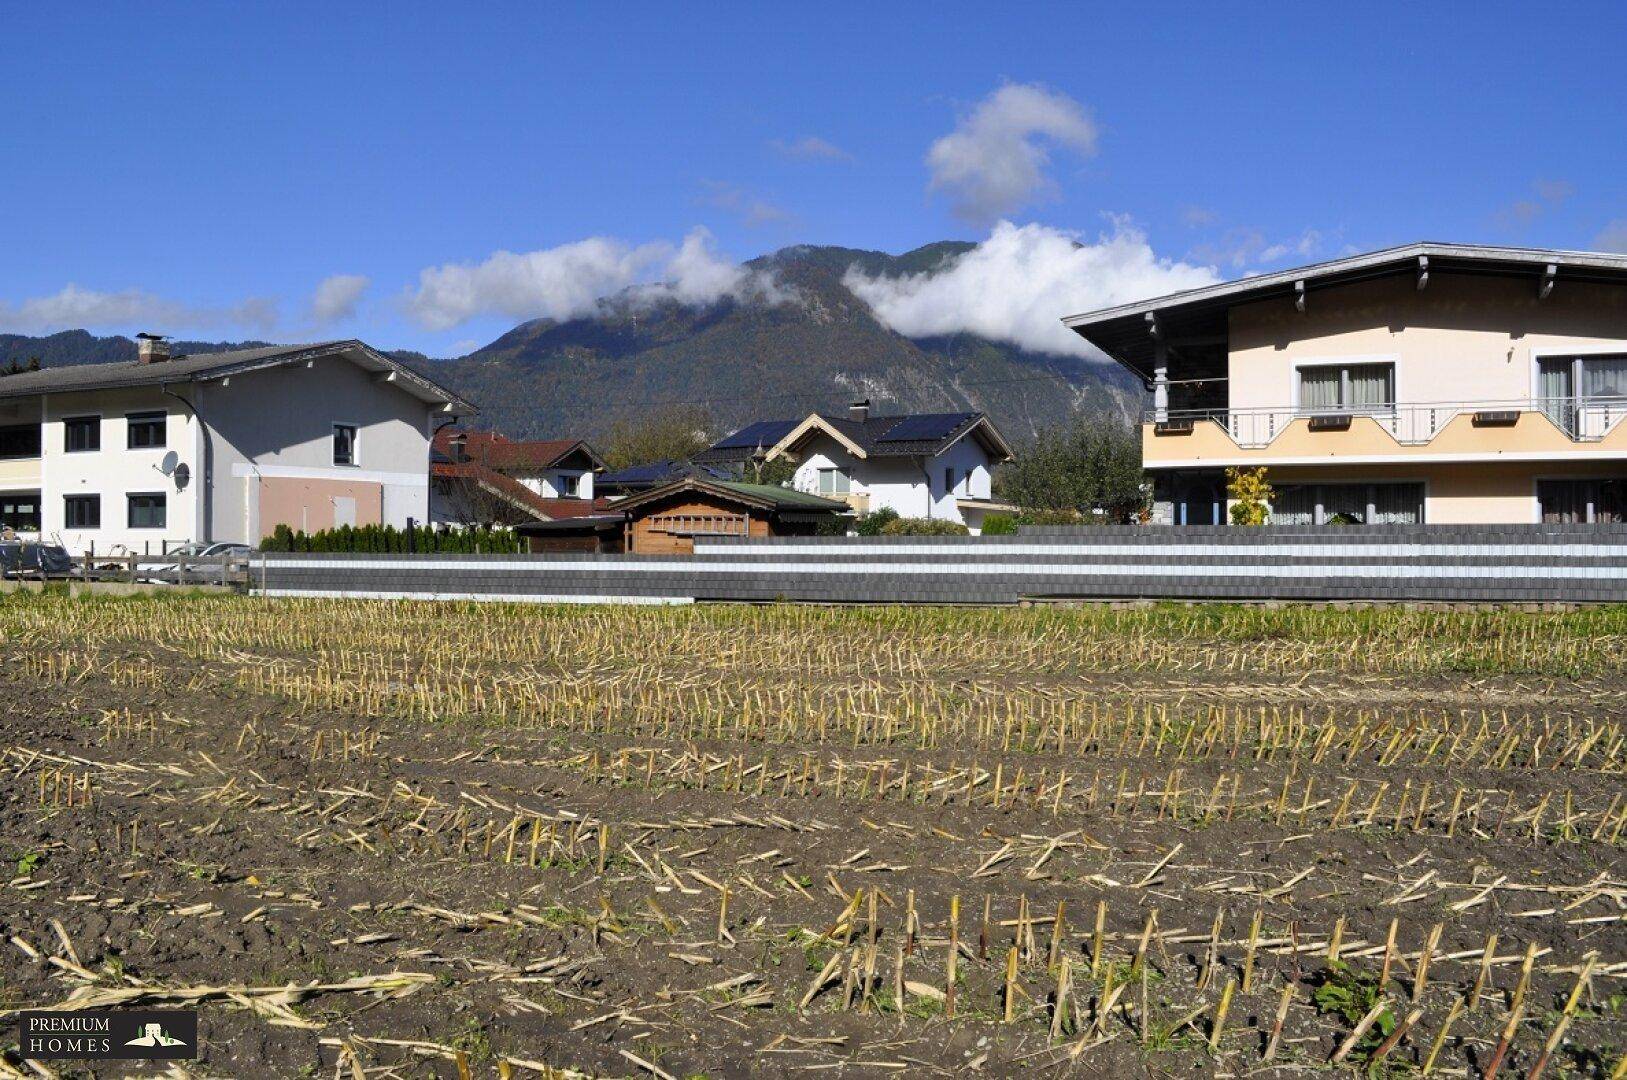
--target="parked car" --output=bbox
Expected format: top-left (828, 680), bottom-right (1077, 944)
top-left (141, 542), bottom-right (255, 584)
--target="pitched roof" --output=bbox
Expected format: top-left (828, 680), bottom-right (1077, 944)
top-left (597, 459), bottom-right (733, 489)
top-left (1062, 241), bottom-right (1627, 381)
top-left (612, 476), bottom-right (849, 515)
top-left (432, 427), bottom-right (605, 471)
top-left (0, 339), bottom-right (475, 411)
top-left (699, 410), bottom-right (1013, 464)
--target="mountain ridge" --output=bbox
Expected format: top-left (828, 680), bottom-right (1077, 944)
top-left (0, 241), bottom-right (1143, 444)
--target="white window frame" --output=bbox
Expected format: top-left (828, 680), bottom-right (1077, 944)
top-left (332, 422), bottom-right (359, 467)
top-left (1291, 355), bottom-right (1400, 413)
top-left (817, 467), bottom-right (850, 496)
top-left (1532, 473), bottom-right (1627, 525)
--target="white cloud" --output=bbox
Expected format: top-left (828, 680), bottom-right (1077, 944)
top-left (698, 181), bottom-right (792, 227)
top-left (926, 83), bottom-right (1099, 224)
top-left (1191, 226), bottom-right (1323, 269)
top-left (1534, 178), bottom-right (1575, 204)
top-left (1595, 220), bottom-right (1627, 254)
top-left (1180, 205), bottom-right (1219, 228)
top-left (404, 228), bottom-right (787, 330)
top-left (0, 284), bottom-right (278, 336)
top-left (771, 135), bottom-right (853, 162)
top-left (844, 220), bottom-right (1219, 358)
top-left (309, 274), bottom-right (370, 324)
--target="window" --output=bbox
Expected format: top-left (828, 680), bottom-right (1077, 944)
top-left (558, 473), bottom-right (580, 498)
top-left (64, 494), bottom-right (100, 529)
top-left (0, 493), bottom-right (40, 532)
top-left (64, 416), bottom-right (100, 453)
top-left (127, 493), bottom-right (167, 529)
top-left (127, 411), bottom-right (167, 449)
top-left (944, 467), bottom-right (955, 494)
top-left (333, 424), bottom-right (357, 466)
top-left (1298, 362), bottom-right (1394, 412)
top-left (0, 423), bottom-right (41, 460)
top-left (1270, 482), bottom-right (1424, 526)
top-left (1539, 479), bottom-right (1626, 524)
top-left (817, 468), bottom-right (850, 495)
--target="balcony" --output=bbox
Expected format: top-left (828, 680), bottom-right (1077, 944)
top-left (1143, 396), bottom-right (1627, 465)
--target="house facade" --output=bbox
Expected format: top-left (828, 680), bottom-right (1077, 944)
top-left (1064, 243), bottom-right (1627, 526)
top-left (697, 403), bottom-right (1016, 533)
top-left (429, 428), bottom-right (604, 526)
top-left (0, 337), bottom-right (472, 553)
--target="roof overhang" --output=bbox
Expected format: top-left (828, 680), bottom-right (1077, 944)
top-left (206, 340), bottom-right (477, 414)
top-left (1062, 242), bottom-right (1627, 383)
top-left (953, 416), bottom-right (1016, 463)
top-left (764, 414), bottom-right (868, 462)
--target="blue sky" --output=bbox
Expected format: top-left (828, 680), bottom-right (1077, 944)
top-left (2, 2), bottom-right (1623, 357)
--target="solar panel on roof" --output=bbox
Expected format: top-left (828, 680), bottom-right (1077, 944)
top-left (711, 419), bottom-right (798, 450)
top-left (876, 413), bottom-right (976, 443)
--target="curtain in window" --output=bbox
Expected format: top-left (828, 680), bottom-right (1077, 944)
top-left (1539, 480), bottom-right (1589, 524)
top-left (1269, 485), bottom-right (1316, 525)
top-left (1598, 480), bottom-right (1626, 524)
top-left (1299, 368), bottom-right (1341, 410)
top-left (1346, 365), bottom-right (1393, 409)
top-left (1581, 357), bottom-right (1627, 399)
top-left (1371, 483), bottom-right (1424, 525)
top-left (1320, 485), bottom-right (1368, 525)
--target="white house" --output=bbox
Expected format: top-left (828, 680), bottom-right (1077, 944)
top-left (0, 336), bottom-right (473, 554)
top-left (697, 402), bottom-right (1016, 532)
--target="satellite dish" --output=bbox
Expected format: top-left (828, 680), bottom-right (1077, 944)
top-left (158, 451), bottom-right (180, 476)
top-left (172, 463), bottom-right (191, 491)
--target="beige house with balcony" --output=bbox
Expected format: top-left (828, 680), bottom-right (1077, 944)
top-left (1065, 242), bottom-right (1627, 526)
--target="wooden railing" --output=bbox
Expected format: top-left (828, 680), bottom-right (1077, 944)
top-left (55, 554), bottom-right (255, 587)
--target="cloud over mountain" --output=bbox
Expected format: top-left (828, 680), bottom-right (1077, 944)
top-left (844, 220), bottom-right (1218, 358)
top-left (404, 228), bottom-right (786, 330)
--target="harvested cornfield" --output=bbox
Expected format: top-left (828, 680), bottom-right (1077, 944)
top-left (2, 593), bottom-right (1624, 1077)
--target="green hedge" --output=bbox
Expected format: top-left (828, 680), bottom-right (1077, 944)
top-left (879, 516), bottom-right (970, 537)
top-left (261, 523), bottom-right (526, 554)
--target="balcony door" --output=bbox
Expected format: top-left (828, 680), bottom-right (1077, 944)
top-left (1541, 355), bottom-right (1627, 438)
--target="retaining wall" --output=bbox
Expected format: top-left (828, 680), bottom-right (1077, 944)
top-left (252, 524), bottom-right (1627, 605)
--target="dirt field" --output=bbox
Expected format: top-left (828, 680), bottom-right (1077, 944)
top-left (2, 594), bottom-right (1624, 1078)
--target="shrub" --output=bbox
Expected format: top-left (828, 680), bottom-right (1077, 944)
top-left (879, 516), bottom-right (969, 537)
top-left (1226, 467), bottom-right (1273, 526)
top-left (853, 508), bottom-right (900, 536)
top-left (979, 515), bottom-right (1019, 536)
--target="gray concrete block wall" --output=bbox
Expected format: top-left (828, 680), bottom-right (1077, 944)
top-left (255, 524), bottom-right (1627, 606)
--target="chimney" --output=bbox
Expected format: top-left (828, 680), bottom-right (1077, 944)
top-left (848, 399), bottom-right (870, 423)
top-left (136, 333), bottom-right (171, 364)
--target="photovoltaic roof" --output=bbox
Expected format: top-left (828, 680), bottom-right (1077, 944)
top-left (876, 412), bottom-right (977, 443)
top-left (711, 419), bottom-right (799, 450)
